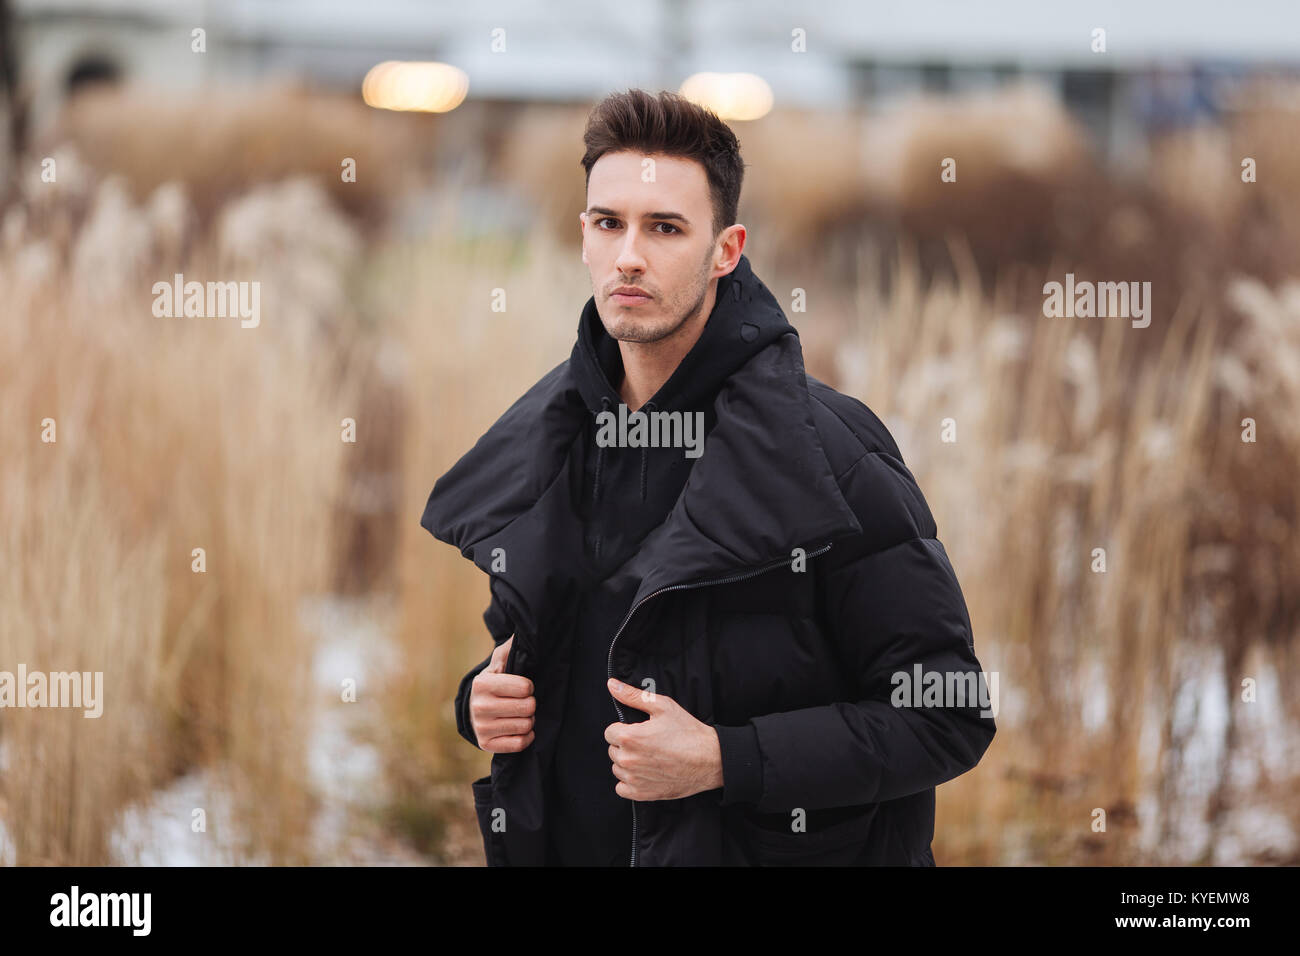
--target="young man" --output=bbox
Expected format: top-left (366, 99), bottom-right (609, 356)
top-left (421, 88), bottom-right (995, 866)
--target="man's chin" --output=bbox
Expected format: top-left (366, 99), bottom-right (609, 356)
top-left (600, 315), bottom-right (674, 344)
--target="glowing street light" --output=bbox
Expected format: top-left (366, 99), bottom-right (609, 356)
top-left (679, 72), bottom-right (773, 121)
top-left (362, 61), bottom-right (469, 113)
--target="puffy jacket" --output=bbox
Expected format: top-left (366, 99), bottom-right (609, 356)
top-left (421, 253), bottom-right (996, 866)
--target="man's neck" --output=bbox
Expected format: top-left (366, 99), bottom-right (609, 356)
top-left (616, 281), bottom-right (718, 411)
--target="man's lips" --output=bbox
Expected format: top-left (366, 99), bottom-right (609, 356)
top-left (610, 287), bottom-right (652, 305)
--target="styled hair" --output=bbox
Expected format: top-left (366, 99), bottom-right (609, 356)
top-left (580, 88), bottom-right (745, 238)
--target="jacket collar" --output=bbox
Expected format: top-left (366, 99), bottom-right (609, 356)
top-left (421, 258), bottom-right (862, 638)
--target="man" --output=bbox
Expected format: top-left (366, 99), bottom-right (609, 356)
top-left (421, 88), bottom-right (995, 866)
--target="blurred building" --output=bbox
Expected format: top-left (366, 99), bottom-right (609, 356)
top-left (8, 0), bottom-right (1300, 163)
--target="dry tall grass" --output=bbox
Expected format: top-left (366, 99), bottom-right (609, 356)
top-left (1, 151), bottom-right (362, 863)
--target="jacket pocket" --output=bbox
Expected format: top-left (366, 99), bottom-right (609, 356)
top-left (471, 774), bottom-right (508, 867)
top-left (741, 805), bottom-right (878, 866)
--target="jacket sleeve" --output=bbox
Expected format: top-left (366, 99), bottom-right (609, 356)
top-left (715, 451), bottom-right (996, 812)
top-left (453, 588), bottom-right (516, 748)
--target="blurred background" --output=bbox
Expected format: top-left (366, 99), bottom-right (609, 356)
top-left (1, 0), bottom-right (1297, 866)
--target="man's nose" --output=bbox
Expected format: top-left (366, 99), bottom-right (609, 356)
top-left (614, 232), bottom-right (647, 275)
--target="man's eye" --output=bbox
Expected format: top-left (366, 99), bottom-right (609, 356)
top-left (597, 217), bottom-right (618, 229)
top-left (654, 223), bottom-right (679, 234)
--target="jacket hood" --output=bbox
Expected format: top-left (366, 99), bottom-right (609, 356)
top-left (421, 253), bottom-right (862, 642)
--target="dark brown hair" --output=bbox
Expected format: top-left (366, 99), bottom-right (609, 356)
top-left (580, 89), bottom-right (745, 238)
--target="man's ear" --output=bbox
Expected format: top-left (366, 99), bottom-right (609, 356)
top-left (579, 212), bottom-right (588, 264)
top-left (714, 223), bottom-right (746, 276)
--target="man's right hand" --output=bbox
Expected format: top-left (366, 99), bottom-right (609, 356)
top-left (469, 635), bottom-right (536, 752)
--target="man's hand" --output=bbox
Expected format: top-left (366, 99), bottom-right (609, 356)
top-left (604, 677), bottom-right (724, 801)
top-left (469, 636), bottom-right (536, 752)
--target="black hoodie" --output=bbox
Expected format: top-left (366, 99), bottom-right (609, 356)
top-left (544, 258), bottom-right (793, 864)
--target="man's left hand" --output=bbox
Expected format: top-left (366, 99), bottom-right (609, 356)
top-left (604, 678), bottom-right (724, 801)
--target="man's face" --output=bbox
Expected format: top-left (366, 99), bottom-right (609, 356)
top-left (580, 151), bottom-right (723, 343)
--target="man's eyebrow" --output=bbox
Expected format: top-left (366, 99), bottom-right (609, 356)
top-left (586, 206), bottom-right (691, 224)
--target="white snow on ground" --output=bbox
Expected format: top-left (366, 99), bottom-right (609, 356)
top-left (1134, 646), bottom-right (1299, 864)
top-left (104, 593), bottom-right (424, 865)
top-left (299, 593), bottom-right (425, 864)
top-left (1213, 806), bottom-right (1299, 865)
top-left (111, 767), bottom-right (262, 866)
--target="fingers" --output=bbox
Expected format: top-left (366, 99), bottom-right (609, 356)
top-left (469, 670), bottom-right (535, 749)
top-left (472, 636), bottom-right (535, 751)
top-left (484, 635), bottom-right (514, 674)
top-left (474, 709), bottom-right (534, 749)
top-left (473, 672), bottom-right (534, 702)
top-left (603, 721), bottom-right (630, 747)
top-left (480, 729), bottom-right (535, 753)
top-left (477, 716), bottom-right (534, 739)
top-left (607, 676), bottom-right (668, 715)
top-left (470, 686), bottom-right (534, 732)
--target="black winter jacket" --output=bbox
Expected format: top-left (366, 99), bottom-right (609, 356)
top-left (421, 254), bottom-right (996, 866)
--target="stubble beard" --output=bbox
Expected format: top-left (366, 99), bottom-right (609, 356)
top-left (602, 252), bottom-right (713, 344)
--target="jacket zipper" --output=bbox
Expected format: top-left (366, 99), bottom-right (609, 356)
top-left (605, 541), bottom-right (834, 866)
